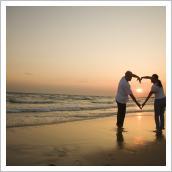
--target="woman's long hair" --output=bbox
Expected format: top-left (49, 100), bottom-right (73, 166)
top-left (157, 80), bottom-right (162, 87)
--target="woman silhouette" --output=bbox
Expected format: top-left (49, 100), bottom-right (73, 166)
top-left (141, 74), bottom-right (166, 133)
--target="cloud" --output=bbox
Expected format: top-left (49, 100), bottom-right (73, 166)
top-left (24, 72), bottom-right (33, 76)
top-left (78, 80), bottom-right (89, 84)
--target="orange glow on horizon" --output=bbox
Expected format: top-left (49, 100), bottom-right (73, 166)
top-left (6, 7), bottom-right (166, 96)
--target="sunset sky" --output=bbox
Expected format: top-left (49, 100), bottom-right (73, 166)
top-left (7, 6), bottom-right (166, 96)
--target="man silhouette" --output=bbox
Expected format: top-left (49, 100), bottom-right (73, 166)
top-left (115, 71), bottom-right (141, 129)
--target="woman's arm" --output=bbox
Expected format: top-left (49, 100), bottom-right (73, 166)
top-left (141, 76), bottom-right (152, 80)
top-left (142, 91), bottom-right (153, 108)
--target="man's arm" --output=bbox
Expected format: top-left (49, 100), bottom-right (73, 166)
top-left (130, 93), bottom-right (141, 109)
top-left (132, 73), bottom-right (141, 83)
top-left (132, 73), bottom-right (139, 78)
top-left (142, 91), bottom-right (153, 108)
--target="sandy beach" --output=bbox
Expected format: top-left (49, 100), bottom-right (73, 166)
top-left (6, 112), bottom-right (166, 166)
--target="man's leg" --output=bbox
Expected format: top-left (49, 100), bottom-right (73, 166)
top-left (116, 101), bottom-right (126, 128)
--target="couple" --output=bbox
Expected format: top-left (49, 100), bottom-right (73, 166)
top-left (115, 71), bottom-right (166, 133)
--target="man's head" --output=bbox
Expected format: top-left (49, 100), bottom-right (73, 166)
top-left (125, 71), bottom-right (133, 81)
top-left (151, 74), bottom-right (158, 83)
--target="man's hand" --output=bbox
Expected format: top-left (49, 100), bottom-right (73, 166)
top-left (130, 94), bottom-right (142, 110)
top-left (131, 74), bottom-right (141, 83)
top-left (136, 77), bottom-right (141, 83)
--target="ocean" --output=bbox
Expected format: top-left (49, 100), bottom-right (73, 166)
top-left (6, 92), bottom-right (154, 128)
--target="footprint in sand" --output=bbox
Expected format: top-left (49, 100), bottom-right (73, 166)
top-left (55, 148), bottom-right (67, 157)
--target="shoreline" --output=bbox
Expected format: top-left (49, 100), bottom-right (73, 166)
top-left (7, 112), bottom-right (166, 166)
top-left (7, 110), bottom-right (154, 129)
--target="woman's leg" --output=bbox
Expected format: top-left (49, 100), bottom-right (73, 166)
top-left (160, 107), bottom-right (165, 129)
top-left (159, 98), bottom-right (166, 129)
top-left (154, 101), bottom-right (161, 130)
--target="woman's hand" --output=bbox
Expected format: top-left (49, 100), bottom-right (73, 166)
top-left (142, 102), bottom-right (146, 108)
top-left (137, 76), bottom-right (141, 83)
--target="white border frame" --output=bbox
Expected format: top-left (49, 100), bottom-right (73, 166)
top-left (1, 1), bottom-right (171, 171)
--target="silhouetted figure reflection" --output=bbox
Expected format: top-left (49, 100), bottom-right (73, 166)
top-left (116, 128), bottom-right (125, 149)
top-left (155, 131), bottom-right (165, 142)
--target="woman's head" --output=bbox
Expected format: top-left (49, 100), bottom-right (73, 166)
top-left (151, 74), bottom-right (162, 87)
top-left (151, 74), bottom-right (158, 83)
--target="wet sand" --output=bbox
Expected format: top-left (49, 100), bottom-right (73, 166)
top-left (6, 112), bottom-right (166, 166)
